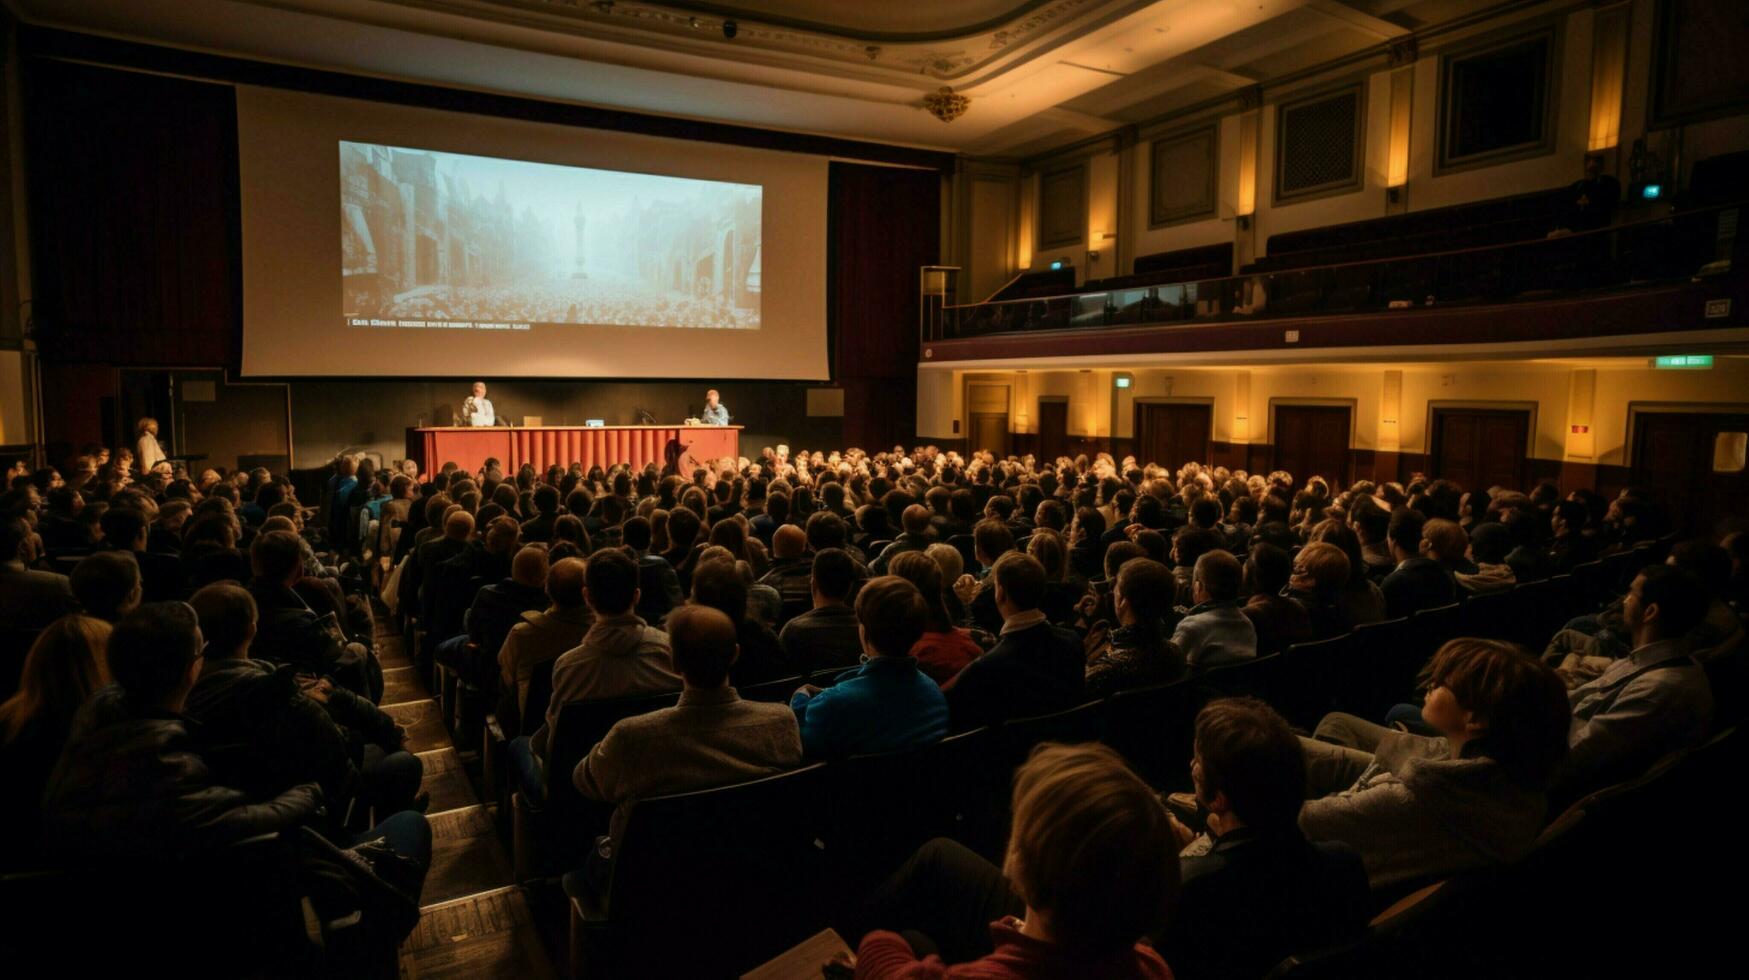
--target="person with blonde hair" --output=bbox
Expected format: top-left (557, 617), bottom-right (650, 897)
top-left (135, 417), bottom-right (167, 475)
top-left (0, 614), bottom-right (110, 867)
top-left (855, 742), bottom-right (1178, 977)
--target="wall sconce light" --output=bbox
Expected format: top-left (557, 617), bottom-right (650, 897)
top-left (1088, 230), bottom-right (1107, 263)
top-left (1236, 214), bottom-right (1251, 231)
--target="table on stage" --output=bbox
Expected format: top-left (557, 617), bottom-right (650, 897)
top-left (407, 425), bottom-right (741, 476)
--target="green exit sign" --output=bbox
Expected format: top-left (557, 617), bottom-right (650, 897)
top-left (1653, 355), bottom-right (1714, 369)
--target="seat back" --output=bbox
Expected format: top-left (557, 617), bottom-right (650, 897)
top-left (1569, 560), bottom-right (1614, 611)
top-left (821, 727), bottom-right (998, 882)
top-left (0, 627), bottom-right (41, 701)
top-left (1457, 588), bottom-right (1515, 641)
top-left (601, 764), bottom-right (830, 976)
top-left (1101, 680), bottom-right (1197, 788)
top-left (1343, 617), bottom-right (1411, 718)
top-left (1273, 634), bottom-right (1354, 730)
top-left (738, 674), bottom-right (807, 703)
top-left (0, 832), bottom-right (308, 972)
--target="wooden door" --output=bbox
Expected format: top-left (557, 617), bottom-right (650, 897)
top-left (1037, 400), bottom-right (1069, 462)
top-left (1432, 408), bottom-right (1529, 492)
top-left (1633, 411), bottom-right (1749, 534)
top-left (970, 413), bottom-right (1011, 457)
top-left (1273, 405), bottom-right (1352, 487)
top-left (1134, 403), bottom-right (1211, 468)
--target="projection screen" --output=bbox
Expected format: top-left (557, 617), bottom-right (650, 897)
top-left (237, 86), bottom-right (829, 379)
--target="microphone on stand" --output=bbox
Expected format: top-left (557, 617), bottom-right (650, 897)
top-left (634, 407), bottom-right (657, 425)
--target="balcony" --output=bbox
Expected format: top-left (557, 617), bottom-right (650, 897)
top-left (921, 203), bottom-right (1747, 362)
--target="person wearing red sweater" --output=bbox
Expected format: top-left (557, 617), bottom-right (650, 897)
top-left (854, 742), bottom-right (1179, 979)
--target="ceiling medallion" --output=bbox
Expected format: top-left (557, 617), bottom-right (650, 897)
top-left (923, 86), bottom-right (970, 123)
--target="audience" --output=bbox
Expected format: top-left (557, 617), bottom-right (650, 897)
top-left (1380, 509), bottom-right (1457, 618)
top-left (789, 576), bottom-right (948, 759)
top-left (888, 551), bottom-right (982, 685)
top-left (1, 516), bottom-right (78, 630)
top-left (69, 550), bottom-right (143, 624)
top-left (1240, 542), bottom-right (1312, 654)
top-left (498, 556), bottom-right (591, 733)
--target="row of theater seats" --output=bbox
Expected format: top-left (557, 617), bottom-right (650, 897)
top-left (447, 537), bottom-right (1742, 977)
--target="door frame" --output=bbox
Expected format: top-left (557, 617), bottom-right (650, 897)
top-left (1036, 395), bottom-right (1070, 461)
top-left (1131, 397), bottom-right (1216, 466)
top-left (1625, 401), bottom-right (1749, 469)
top-left (1425, 400), bottom-right (1539, 464)
top-left (1268, 398), bottom-right (1356, 484)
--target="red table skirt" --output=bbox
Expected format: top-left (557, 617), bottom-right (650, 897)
top-left (407, 426), bottom-right (740, 477)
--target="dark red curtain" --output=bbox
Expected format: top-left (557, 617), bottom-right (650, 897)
top-left (829, 162), bottom-right (941, 450)
top-left (24, 58), bottom-right (239, 366)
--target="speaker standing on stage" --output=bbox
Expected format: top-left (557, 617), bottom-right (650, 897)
top-left (136, 417), bottom-right (168, 474)
top-left (462, 381), bottom-right (496, 427)
top-left (702, 389), bottom-right (730, 426)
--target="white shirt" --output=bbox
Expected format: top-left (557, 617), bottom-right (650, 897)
top-left (462, 396), bottom-right (495, 427)
top-left (137, 433), bottom-right (167, 473)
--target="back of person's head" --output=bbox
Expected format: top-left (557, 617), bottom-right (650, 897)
top-left (1424, 639), bottom-right (1570, 786)
top-left (1293, 541), bottom-right (1350, 594)
top-left (1388, 507), bottom-right (1427, 556)
top-left (899, 504), bottom-right (930, 536)
top-left (484, 516), bottom-right (521, 555)
top-left (1190, 496), bottom-right (1222, 529)
top-left (1004, 743), bottom-right (1178, 955)
top-left (992, 551), bottom-right (1047, 612)
top-left (444, 509), bottom-right (476, 541)
top-left (855, 575), bottom-right (927, 658)
top-left (620, 516), bottom-right (652, 552)
top-left (1194, 697), bottom-right (1306, 834)
top-left (1173, 526), bottom-right (1223, 568)
top-left (1115, 558), bottom-right (1173, 623)
top-left (1422, 518), bottom-right (1469, 564)
top-left (973, 517), bottom-right (1015, 564)
top-left (0, 614), bottom-right (110, 741)
top-left (666, 604), bottom-right (738, 688)
top-left (99, 507), bottom-right (148, 550)
top-left (512, 545), bottom-right (550, 588)
top-left (1026, 527), bottom-right (1068, 582)
top-left (1193, 549), bottom-right (1243, 602)
top-left (189, 582), bottom-right (257, 658)
top-left (1073, 506), bottom-right (1107, 541)
top-left (1246, 541), bottom-right (1293, 595)
top-left (810, 548), bottom-right (856, 602)
top-left (1468, 522), bottom-right (1513, 564)
top-left (584, 547), bottom-right (638, 615)
top-left (805, 510), bottom-right (848, 552)
top-left (889, 551), bottom-right (953, 632)
top-left (924, 542), bottom-right (964, 583)
top-left (533, 484), bottom-right (560, 516)
top-left (690, 557), bottom-right (749, 623)
top-left (1308, 519), bottom-right (1364, 584)
top-left (251, 530), bottom-right (304, 583)
top-left (108, 602), bottom-right (203, 708)
top-left (71, 551), bottom-right (142, 622)
top-left (1103, 540), bottom-right (1146, 581)
top-left (771, 524), bottom-right (806, 559)
top-left (547, 557), bottom-right (586, 609)
top-left (1553, 499), bottom-right (1588, 530)
top-left (1668, 539), bottom-right (1732, 587)
top-left (1635, 564), bottom-right (1710, 637)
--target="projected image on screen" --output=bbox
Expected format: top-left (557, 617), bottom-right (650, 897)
top-left (339, 142), bottom-right (762, 332)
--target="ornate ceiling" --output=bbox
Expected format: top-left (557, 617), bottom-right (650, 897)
top-left (17, 0), bottom-right (1513, 157)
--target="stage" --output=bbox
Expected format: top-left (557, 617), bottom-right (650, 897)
top-left (407, 425), bottom-right (741, 476)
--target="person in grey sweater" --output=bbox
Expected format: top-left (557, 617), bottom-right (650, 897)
top-left (1298, 639), bottom-right (1571, 890)
top-left (1172, 550), bottom-right (1258, 671)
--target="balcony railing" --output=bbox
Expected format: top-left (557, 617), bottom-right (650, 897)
top-left (924, 202), bottom-right (1741, 343)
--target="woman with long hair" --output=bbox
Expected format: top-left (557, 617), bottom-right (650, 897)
top-left (0, 615), bottom-right (111, 869)
top-left (889, 551), bottom-right (981, 685)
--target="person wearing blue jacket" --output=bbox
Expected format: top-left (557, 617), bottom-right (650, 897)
top-left (789, 575), bottom-right (948, 760)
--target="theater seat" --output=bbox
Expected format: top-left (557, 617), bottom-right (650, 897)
top-left (567, 763), bottom-right (830, 978)
top-left (1102, 680), bottom-right (1197, 790)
